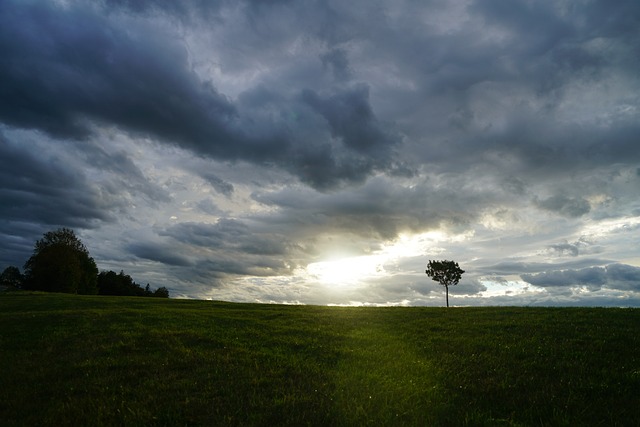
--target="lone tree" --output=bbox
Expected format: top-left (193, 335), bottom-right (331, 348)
top-left (23, 228), bottom-right (98, 294)
top-left (426, 260), bottom-right (464, 307)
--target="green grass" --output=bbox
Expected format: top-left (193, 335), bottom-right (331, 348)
top-left (1, 293), bottom-right (639, 426)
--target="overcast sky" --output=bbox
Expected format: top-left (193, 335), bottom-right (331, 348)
top-left (1, 0), bottom-right (640, 306)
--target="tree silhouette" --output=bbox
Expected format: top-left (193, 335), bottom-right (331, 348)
top-left (0, 266), bottom-right (23, 289)
top-left (97, 270), bottom-right (169, 298)
top-left (426, 260), bottom-right (464, 307)
top-left (23, 228), bottom-right (98, 294)
top-left (153, 286), bottom-right (170, 298)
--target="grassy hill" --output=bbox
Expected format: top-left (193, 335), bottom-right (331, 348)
top-left (1, 292), bottom-right (639, 426)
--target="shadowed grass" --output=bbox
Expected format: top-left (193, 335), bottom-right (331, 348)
top-left (1, 293), bottom-right (639, 425)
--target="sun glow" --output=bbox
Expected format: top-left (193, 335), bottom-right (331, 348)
top-left (305, 230), bottom-right (471, 287)
top-left (307, 255), bottom-right (384, 286)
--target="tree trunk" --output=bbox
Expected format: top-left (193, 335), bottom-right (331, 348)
top-left (445, 285), bottom-right (449, 307)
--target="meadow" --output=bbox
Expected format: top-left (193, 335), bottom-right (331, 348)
top-left (1, 292), bottom-right (639, 426)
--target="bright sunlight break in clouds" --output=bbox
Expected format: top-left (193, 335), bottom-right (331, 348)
top-left (1, 0), bottom-right (640, 306)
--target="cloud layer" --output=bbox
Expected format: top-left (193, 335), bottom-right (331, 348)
top-left (1, 0), bottom-right (639, 306)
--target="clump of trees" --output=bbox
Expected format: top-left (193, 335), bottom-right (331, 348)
top-left (98, 270), bottom-right (169, 298)
top-left (426, 259), bottom-right (464, 307)
top-left (1, 228), bottom-right (168, 298)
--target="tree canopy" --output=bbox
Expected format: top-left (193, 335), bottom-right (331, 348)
top-left (23, 228), bottom-right (98, 294)
top-left (426, 260), bottom-right (465, 307)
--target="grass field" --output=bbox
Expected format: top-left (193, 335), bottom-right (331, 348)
top-left (1, 292), bottom-right (639, 426)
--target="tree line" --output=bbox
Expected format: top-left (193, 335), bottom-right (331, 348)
top-left (0, 228), bottom-right (169, 298)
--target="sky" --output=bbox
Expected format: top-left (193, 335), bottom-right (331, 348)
top-left (1, 0), bottom-right (640, 306)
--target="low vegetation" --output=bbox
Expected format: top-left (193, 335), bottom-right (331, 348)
top-left (1, 292), bottom-right (639, 426)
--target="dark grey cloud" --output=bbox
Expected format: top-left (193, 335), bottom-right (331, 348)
top-left (470, 1), bottom-right (574, 56)
top-left (394, 0), bottom-right (640, 183)
top-left (0, 132), bottom-right (113, 229)
top-left (103, 0), bottom-right (225, 21)
top-left (195, 198), bottom-right (224, 216)
top-left (605, 264), bottom-right (640, 291)
top-left (521, 264), bottom-right (640, 292)
top-left (544, 238), bottom-right (605, 258)
top-left (234, 83), bottom-right (406, 189)
top-left (535, 195), bottom-right (591, 218)
top-left (251, 175), bottom-right (496, 241)
top-left (320, 48), bottom-right (353, 82)
top-left (0, 126), bottom-right (176, 270)
top-left (301, 85), bottom-right (398, 155)
top-left (0, 222), bottom-right (46, 272)
top-left (160, 219), bottom-right (293, 256)
top-left (522, 267), bottom-right (607, 290)
top-left (77, 140), bottom-right (172, 205)
top-left (2, 0), bottom-right (637, 194)
top-left (480, 258), bottom-right (614, 277)
top-left (128, 242), bottom-right (194, 267)
top-left (0, 2), bottom-right (238, 142)
top-left (196, 255), bottom-right (290, 278)
top-left (201, 173), bottom-right (234, 197)
top-left (451, 279), bottom-right (488, 296)
top-left (150, 220), bottom-right (299, 280)
top-left (470, 0), bottom-right (640, 85)
top-left (0, 1), bottom-right (404, 190)
top-left (548, 243), bottom-right (580, 257)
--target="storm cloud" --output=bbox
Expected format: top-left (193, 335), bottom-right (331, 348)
top-left (0, 0), bottom-right (404, 190)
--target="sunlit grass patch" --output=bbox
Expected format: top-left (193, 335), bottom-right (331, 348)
top-left (330, 322), bottom-right (436, 424)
